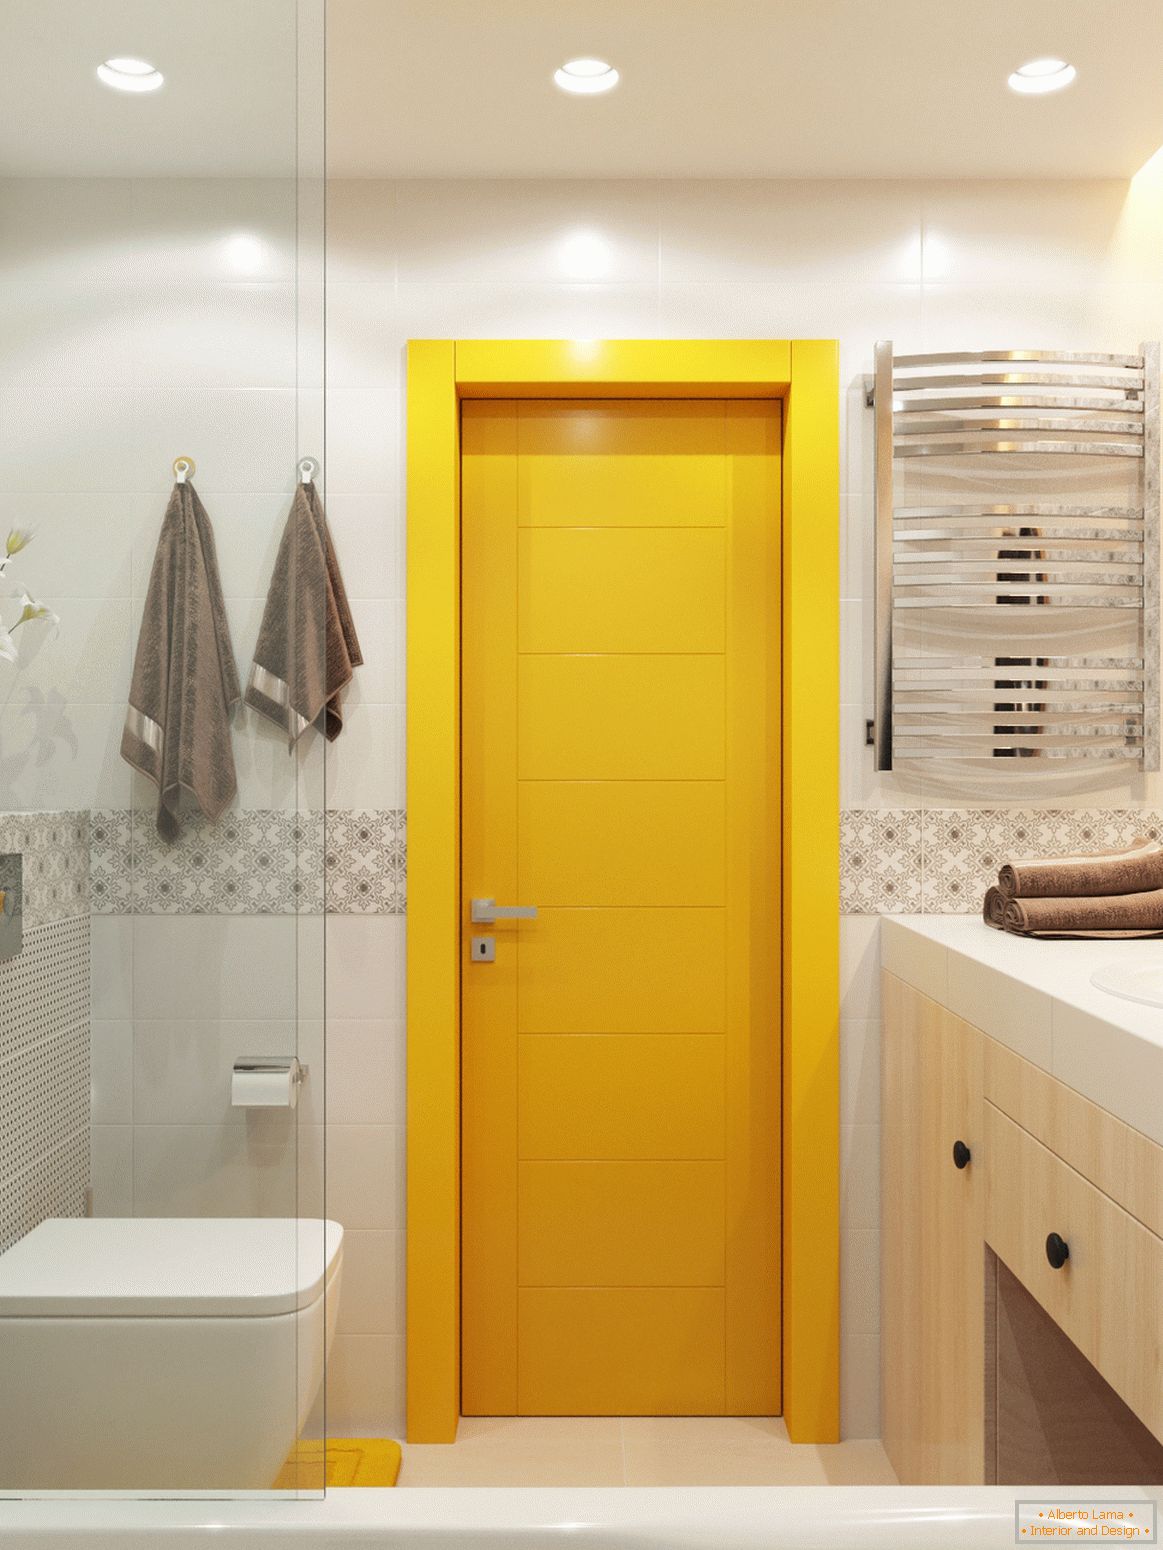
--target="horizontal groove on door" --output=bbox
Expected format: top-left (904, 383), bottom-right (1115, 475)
top-left (518, 655), bottom-right (726, 780)
top-left (518, 1287), bottom-right (727, 1415)
top-left (517, 907), bottom-right (726, 1033)
top-left (518, 1033), bottom-right (726, 1161)
top-left (518, 1160), bottom-right (726, 1287)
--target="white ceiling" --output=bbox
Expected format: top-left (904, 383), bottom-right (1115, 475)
top-left (3, 0), bottom-right (1163, 180)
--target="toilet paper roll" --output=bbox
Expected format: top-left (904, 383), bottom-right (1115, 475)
top-left (231, 1061), bottom-right (300, 1109)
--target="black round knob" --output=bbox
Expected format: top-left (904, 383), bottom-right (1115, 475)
top-left (952, 1139), bottom-right (972, 1170)
top-left (1045, 1232), bottom-right (1070, 1270)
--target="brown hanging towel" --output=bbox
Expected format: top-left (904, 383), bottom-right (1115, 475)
top-left (121, 481), bottom-right (240, 841)
top-left (245, 480), bottom-right (363, 745)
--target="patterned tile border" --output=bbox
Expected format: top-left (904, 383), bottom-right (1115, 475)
top-left (0, 810), bottom-right (88, 927)
top-left (842, 807), bottom-right (1163, 915)
top-left (90, 808), bottom-right (405, 915)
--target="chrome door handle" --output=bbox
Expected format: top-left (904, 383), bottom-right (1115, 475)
top-left (470, 897), bottom-right (538, 924)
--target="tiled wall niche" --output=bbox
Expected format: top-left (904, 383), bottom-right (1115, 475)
top-left (3, 171), bottom-right (1162, 1439)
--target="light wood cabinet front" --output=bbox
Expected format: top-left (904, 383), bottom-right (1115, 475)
top-left (984, 1102), bottom-right (1163, 1449)
top-left (881, 972), bottom-right (984, 1485)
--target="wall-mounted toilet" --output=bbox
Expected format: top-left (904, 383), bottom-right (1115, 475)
top-left (0, 1216), bottom-right (343, 1491)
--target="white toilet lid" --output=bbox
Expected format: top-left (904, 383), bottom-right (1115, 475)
top-left (0, 1217), bottom-right (343, 1318)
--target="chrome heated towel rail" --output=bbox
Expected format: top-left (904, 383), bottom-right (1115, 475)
top-left (869, 343), bottom-right (1160, 771)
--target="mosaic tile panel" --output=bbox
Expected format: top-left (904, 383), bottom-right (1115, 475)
top-left (839, 810), bottom-right (922, 914)
top-left (0, 810), bottom-right (88, 927)
top-left (0, 913), bottom-right (89, 1254)
top-left (90, 808), bottom-right (406, 915)
top-left (843, 807), bottom-right (1163, 915)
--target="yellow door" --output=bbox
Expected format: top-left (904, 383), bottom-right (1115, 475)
top-left (461, 398), bottom-right (782, 1416)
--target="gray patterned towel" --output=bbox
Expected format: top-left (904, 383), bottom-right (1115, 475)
top-left (245, 481), bottom-right (363, 745)
top-left (121, 482), bottom-right (240, 841)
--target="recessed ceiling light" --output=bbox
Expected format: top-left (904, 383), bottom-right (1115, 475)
top-left (97, 57), bottom-right (164, 93)
top-left (1007, 58), bottom-right (1076, 95)
top-left (554, 58), bottom-right (619, 96)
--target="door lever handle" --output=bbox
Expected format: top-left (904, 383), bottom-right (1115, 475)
top-left (471, 897), bottom-right (538, 924)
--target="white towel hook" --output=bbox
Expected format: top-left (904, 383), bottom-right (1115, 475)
top-left (173, 456), bottom-right (196, 484)
top-left (298, 457), bottom-right (318, 485)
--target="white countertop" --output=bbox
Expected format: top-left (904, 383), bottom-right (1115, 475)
top-left (882, 915), bottom-right (1163, 1147)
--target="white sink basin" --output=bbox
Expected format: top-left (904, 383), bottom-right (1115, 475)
top-left (1091, 962), bottom-right (1163, 1009)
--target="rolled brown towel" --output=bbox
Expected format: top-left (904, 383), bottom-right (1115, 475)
top-left (1002, 888), bottom-right (1163, 939)
top-left (982, 886), bottom-right (1006, 930)
top-left (997, 836), bottom-right (1163, 900)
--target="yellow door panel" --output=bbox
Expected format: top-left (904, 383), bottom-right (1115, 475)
top-left (519, 655), bottom-right (725, 781)
top-left (518, 1288), bottom-right (727, 1415)
top-left (462, 398), bottom-right (781, 1417)
top-left (518, 907), bottom-right (725, 1034)
top-left (518, 1034), bottom-right (725, 1161)
top-left (518, 528), bottom-right (726, 654)
top-left (517, 401), bottom-right (727, 528)
top-left (518, 781), bottom-right (725, 907)
top-left (519, 1161), bottom-right (726, 1287)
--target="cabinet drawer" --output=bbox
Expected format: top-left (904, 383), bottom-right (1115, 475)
top-left (985, 1038), bottom-right (1163, 1241)
top-left (985, 1102), bottom-right (1163, 1447)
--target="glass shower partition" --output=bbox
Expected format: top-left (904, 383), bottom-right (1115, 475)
top-left (0, 0), bottom-right (328, 1496)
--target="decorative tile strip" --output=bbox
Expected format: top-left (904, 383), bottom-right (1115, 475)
top-left (0, 811), bottom-right (88, 927)
top-left (843, 807), bottom-right (1163, 915)
top-left (325, 809), bottom-right (406, 914)
top-left (839, 809), bottom-right (922, 914)
top-left (919, 807), bottom-right (1163, 914)
top-left (90, 808), bottom-right (406, 915)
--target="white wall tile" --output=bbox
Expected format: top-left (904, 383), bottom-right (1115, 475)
top-left (326, 1019), bottom-right (405, 1126)
top-left (0, 702), bottom-right (130, 810)
top-left (320, 494), bottom-right (404, 602)
top-left (90, 1019), bottom-right (133, 1126)
top-left (323, 702), bottom-right (405, 809)
top-left (89, 1123), bottom-right (133, 1217)
top-left (840, 915), bottom-right (882, 1022)
top-left (132, 1018), bottom-right (308, 1126)
top-left (90, 916), bottom-right (133, 1019)
top-left (336, 1228), bottom-right (404, 1338)
top-left (326, 1123), bottom-right (404, 1231)
top-left (326, 180), bottom-right (397, 286)
top-left (130, 916), bottom-right (299, 1020)
top-left (841, 1126), bottom-right (881, 1231)
top-left (920, 181), bottom-right (1129, 286)
top-left (395, 180), bottom-right (660, 286)
top-left (323, 388), bottom-right (400, 494)
top-left (841, 1333), bottom-right (881, 1442)
top-left (840, 1019), bottom-right (881, 1127)
top-left (841, 1227), bottom-right (881, 1339)
top-left (326, 1333), bottom-right (404, 1438)
top-left (325, 915), bottom-right (406, 1020)
top-left (131, 1119), bottom-right (300, 1216)
top-left (660, 181), bottom-right (922, 285)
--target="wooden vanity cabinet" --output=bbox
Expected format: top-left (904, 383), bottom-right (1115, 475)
top-left (881, 971), bottom-right (984, 1485)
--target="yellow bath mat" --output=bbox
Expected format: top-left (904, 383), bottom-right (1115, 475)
top-left (273, 1436), bottom-right (401, 1488)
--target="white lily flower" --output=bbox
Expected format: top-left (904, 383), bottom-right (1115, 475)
top-left (15, 593), bottom-right (58, 630)
top-left (0, 626), bottom-right (17, 664)
top-left (5, 528), bottom-right (33, 558)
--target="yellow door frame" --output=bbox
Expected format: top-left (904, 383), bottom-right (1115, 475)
top-left (405, 339), bottom-right (840, 1444)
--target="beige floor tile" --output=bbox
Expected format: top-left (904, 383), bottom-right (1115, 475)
top-left (397, 1415), bottom-right (896, 1489)
top-left (398, 1439), bottom-right (625, 1487)
top-left (454, 1415), bottom-right (623, 1448)
top-left (815, 1439), bottom-right (899, 1485)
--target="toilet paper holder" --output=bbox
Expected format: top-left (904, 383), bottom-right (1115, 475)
top-left (231, 1056), bottom-right (309, 1109)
